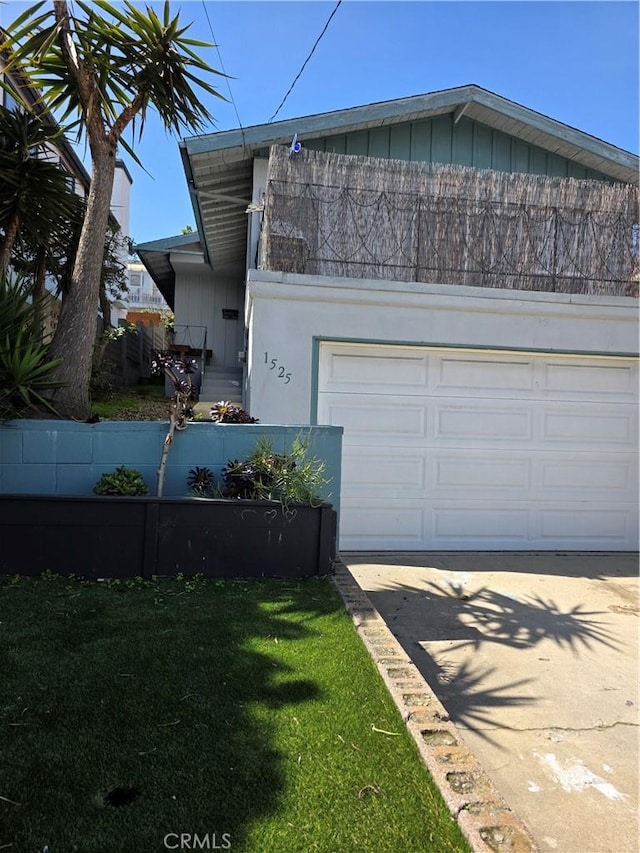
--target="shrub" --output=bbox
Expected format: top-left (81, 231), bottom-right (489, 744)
top-left (93, 465), bottom-right (150, 496)
top-left (90, 357), bottom-right (117, 398)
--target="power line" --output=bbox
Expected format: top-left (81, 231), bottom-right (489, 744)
top-left (267, 0), bottom-right (342, 124)
top-left (200, 0), bottom-right (245, 147)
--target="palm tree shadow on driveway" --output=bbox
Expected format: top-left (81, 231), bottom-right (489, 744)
top-left (345, 553), bottom-right (628, 749)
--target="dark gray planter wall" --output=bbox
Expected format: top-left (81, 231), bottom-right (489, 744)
top-left (0, 495), bottom-right (337, 579)
top-left (0, 421), bottom-right (342, 512)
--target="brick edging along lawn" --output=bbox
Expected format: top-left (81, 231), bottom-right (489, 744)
top-left (331, 560), bottom-right (540, 853)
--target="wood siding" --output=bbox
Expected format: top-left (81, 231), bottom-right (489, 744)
top-left (305, 115), bottom-right (612, 182)
top-left (173, 271), bottom-right (244, 368)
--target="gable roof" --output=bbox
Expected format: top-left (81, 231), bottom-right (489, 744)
top-left (173, 85), bottom-right (638, 277)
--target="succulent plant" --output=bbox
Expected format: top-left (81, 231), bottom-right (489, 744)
top-left (220, 459), bottom-right (263, 498)
top-left (210, 401), bottom-right (258, 424)
top-left (187, 466), bottom-right (215, 496)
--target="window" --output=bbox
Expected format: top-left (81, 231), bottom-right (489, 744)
top-left (2, 85), bottom-right (19, 111)
top-left (129, 272), bottom-right (142, 288)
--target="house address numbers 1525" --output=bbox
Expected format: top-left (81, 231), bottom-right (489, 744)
top-left (264, 352), bottom-right (292, 384)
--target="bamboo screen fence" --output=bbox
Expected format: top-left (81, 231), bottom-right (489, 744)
top-left (261, 146), bottom-right (639, 297)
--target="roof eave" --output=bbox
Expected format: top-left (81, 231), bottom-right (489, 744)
top-left (135, 233), bottom-right (205, 309)
top-left (182, 84), bottom-right (638, 179)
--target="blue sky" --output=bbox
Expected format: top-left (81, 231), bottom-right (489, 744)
top-left (1, 1), bottom-right (638, 245)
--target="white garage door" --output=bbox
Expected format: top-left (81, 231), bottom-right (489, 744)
top-left (318, 342), bottom-right (639, 551)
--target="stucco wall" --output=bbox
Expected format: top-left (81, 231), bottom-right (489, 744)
top-left (0, 421), bottom-right (343, 510)
top-left (245, 270), bottom-right (639, 424)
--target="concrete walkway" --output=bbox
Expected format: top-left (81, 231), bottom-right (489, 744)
top-left (342, 552), bottom-right (639, 853)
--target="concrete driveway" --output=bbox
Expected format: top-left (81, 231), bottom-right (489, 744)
top-left (342, 552), bottom-right (639, 853)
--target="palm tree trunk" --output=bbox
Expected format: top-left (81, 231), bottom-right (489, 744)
top-left (47, 143), bottom-right (116, 419)
top-left (93, 278), bottom-right (114, 370)
top-left (0, 214), bottom-right (20, 274)
top-left (32, 251), bottom-right (47, 342)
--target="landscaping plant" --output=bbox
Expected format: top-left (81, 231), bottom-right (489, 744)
top-left (210, 400), bottom-right (258, 424)
top-left (151, 351), bottom-right (200, 496)
top-left (93, 465), bottom-right (149, 496)
top-left (1, 1), bottom-right (225, 419)
top-left (221, 436), bottom-right (328, 506)
top-left (0, 273), bottom-right (63, 418)
top-left (186, 466), bottom-right (215, 497)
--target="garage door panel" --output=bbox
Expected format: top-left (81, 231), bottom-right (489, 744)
top-left (542, 407), bottom-right (636, 445)
top-left (430, 453), bottom-right (636, 501)
top-left (324, 397), bottom-right (427, 441)
top-left (436, 403), bottom-right (533, 442)
top-left (343, 448), bottom-right (426, 494)
top-left (543, 361), bottom-right (637, 399)
top-left (540, 455), bottom-right (637, 497)
top-left (433, 506), bottom-right (530, 541)
top-left (539, 507), bottom-right (633, 543)
top-left (434, 455), bottom-right (532, 493)
top-left (436, 356), bottom-right (535, 393)
top-left (323, 348), bottom-right (428, 391)
top-left (339, 500), bottom-right (426, 548)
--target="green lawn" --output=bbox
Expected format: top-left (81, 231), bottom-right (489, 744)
top-left (91, 383), bottom-right (170, 420)
top-left (0, 574), bottom-right (471, 853)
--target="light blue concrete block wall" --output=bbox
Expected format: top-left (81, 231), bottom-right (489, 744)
top-left (0, 421), bottom-right (343, 511)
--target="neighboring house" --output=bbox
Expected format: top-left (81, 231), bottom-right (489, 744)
top-left (137, 84), bottom-right (639, 552)
top-left (1, 47), bottom-right (92, 199)
top-left (125, 260), bottom-right (170, 313)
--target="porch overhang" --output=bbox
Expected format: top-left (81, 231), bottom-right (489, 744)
top-left (135, 233), bottom-right (204, 309)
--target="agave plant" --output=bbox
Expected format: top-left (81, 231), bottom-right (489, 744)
top-left (0, 274), bottom-right (64, 418)
top-left (220, 459), bottom-right (263, 499)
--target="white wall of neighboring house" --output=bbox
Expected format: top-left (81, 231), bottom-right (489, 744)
top-left (125, 261), bottom-right (169, 312)
top-left (111, 162), bottom-right (131, 237)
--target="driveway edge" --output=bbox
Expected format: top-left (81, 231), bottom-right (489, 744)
top-left (331, 559), bottom-right (540, 853)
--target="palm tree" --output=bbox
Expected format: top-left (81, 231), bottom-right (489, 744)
top-left (1, 0), bottom-right (225, 419)
top-left (0, 105), bottom-right (81, 275)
